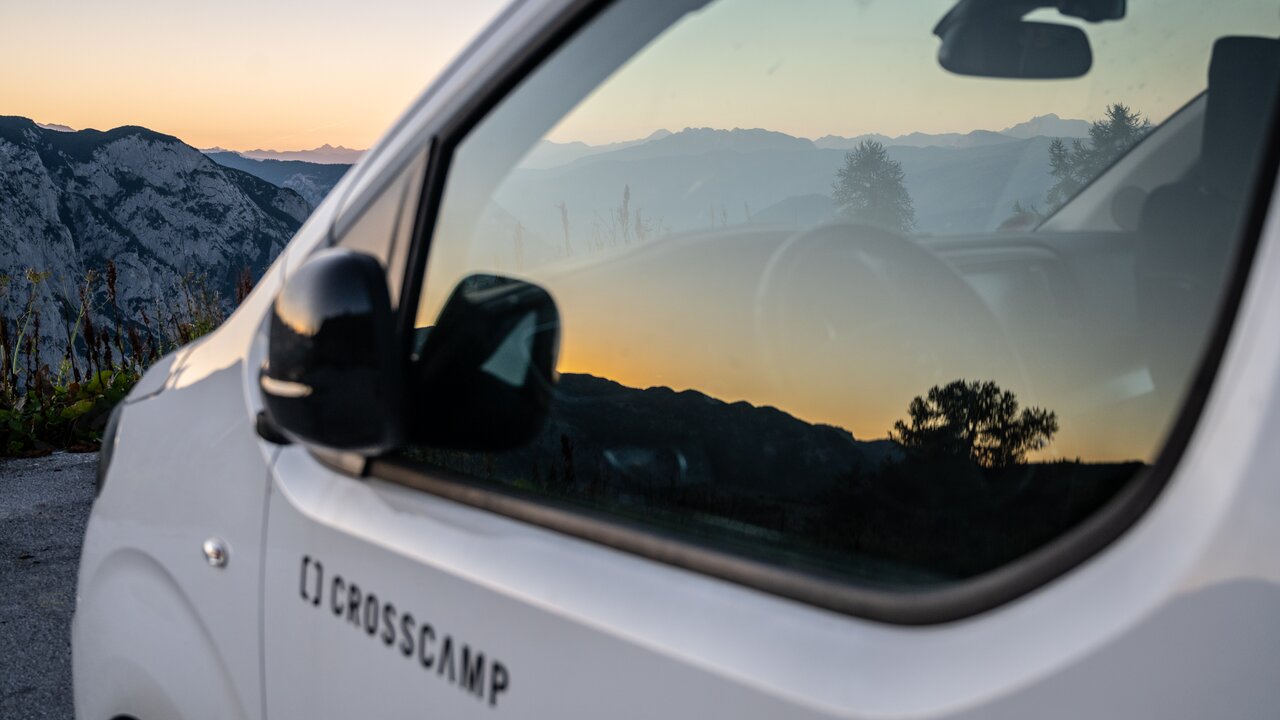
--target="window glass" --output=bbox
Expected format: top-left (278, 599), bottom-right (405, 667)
top-left (335, 147), bottom-right (428, 303)
top-left (402, 0), bottom-right (1279, 590)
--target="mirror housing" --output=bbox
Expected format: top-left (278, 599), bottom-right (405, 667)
top-left (408, 274), bottom-right (560, 451)
top-left (935, 7), bottom-right (1092, 79)
top-left (260, 248), bottom-right (403, 453)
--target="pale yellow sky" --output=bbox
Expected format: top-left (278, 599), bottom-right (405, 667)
top-left (0, 0), bottom-right (508, 151)
top-left (5, 0), bottom-right (1276, 153)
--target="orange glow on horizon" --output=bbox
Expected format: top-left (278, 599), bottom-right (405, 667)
top-left (0, 0), bottom-right (509, 151)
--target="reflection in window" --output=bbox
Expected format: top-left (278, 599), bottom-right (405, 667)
top-left (404, 0), bottom-right (1280, 589)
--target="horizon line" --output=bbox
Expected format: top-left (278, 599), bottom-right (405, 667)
top-left (22, 111), bottom-right (1091, 156)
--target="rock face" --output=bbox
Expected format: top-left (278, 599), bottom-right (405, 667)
top-left (0, 116), bottom-right (307, 367)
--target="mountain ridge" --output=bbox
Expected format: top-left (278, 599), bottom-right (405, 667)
top-left (205, 151), bottom-right (351, 207)
top-left (234, 144), bottom-right (365, 164)
top-left (513, 114), bottom-right (1092, 168)
top-left (0, 116), bottom-right (307, 365)
top-left (497, 125), bottom-right (1057, 241)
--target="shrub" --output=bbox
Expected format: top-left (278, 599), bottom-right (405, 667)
top-left (0, 262), bottom-right (253, 456)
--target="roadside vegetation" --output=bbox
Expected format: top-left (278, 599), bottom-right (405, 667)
top-left (0, 263), bottom-right (251, 457)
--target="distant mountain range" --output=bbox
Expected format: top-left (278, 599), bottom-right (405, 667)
top-left (809, 113), bottom-right (1090, 149)
top-left (21, 126), bottom-right (357, 207)
top-left (489, 115), bottom-right (1094, 257)
top-left (0, 111), bottom-right (1093, 366)
top-left (0, 116), bottom-right (308, 365)
top-left (202, 144), bottom-right (365, 165)
top-left (520, 129), bottom-right (674, 169)
top-left (525, 114), bottom-right (1090, 168)
top-left (486, 121), bottom-right (1081, 262)
top-left (1001, 113), bottom-right (1092, 139)
top-left (204, 151), bottom-right (351, 208)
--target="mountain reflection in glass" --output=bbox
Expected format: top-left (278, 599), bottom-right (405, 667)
top-left (401, 0), bottom-right (1280, 588)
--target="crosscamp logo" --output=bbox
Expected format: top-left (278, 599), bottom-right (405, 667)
top-left (299, 555), bottom-right (510, 708)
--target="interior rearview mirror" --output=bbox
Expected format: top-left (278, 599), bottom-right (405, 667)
top-left (259, 248), bottom-right (403, 453)
top-left (935, 15), bottom-right (1092, 79)
top-left (408, 274), bottom-right (560, 451)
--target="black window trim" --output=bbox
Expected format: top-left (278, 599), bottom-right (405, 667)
top-left (366, 0), bottom-right (1280, 625)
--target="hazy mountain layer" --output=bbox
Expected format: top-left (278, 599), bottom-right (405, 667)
top-left (814, 128), bottom-right (1015, 150)
top-left (1001, 113), bottom-right (1091, 139)
top-left (206, 151), bottom-right (351, 207)
top-left (493, 127), bottom-right (1058, 257)
top-left (237, 144), bottom-right (364, 165)
top-left (519, 129), bottom-right (674, 170)
top-left (0, 116), bottom-right (307, 365)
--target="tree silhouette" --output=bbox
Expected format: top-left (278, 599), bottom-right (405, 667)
top-left (1046, 103), bottom-right (1152, 210)
top-left (832, 139), bottom-right (916, 233)
top-left (890, 380), bottom-right (1058, 469)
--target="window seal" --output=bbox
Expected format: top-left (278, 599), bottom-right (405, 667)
top-left (370, 0), bottom-right (1280, 624)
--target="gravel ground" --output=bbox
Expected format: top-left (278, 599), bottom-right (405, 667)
top-left (0, 452), bottom-right (97, 720)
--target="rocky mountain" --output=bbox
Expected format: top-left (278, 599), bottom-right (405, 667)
top-left (0, 116), bottom-right (308, 366)
top-left (205, 151), bottom-right (350, 207)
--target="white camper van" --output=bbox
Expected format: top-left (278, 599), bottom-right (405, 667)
top-left (73, 0), bottom-right (1280, 717)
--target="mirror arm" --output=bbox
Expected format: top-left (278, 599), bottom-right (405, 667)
top-left (936, 0), bottom-right (1124, 37)
top-left (255, 410), bottom-right (293, 445)
top-left (310, 447), bottom-right (371, 478)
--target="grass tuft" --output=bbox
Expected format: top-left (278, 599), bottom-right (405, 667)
top-left (0, 264), bottom-right (255, 456)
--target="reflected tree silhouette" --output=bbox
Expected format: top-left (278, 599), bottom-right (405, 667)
top-left (832, 139), bottom-right (916, 233)
top-left (890, 379), bottom-right (1058, 469)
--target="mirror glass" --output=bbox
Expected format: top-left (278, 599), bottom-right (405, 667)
top-left (407, 274), bottom-right (560, 451)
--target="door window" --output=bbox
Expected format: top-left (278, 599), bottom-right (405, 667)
top-left (397, 0), bottom-right (1279, 593)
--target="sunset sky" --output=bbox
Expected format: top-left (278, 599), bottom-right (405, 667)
top-left (1, 0), bottom-right (507, 151)
top-left (5, 0), bottom-right (1276, 152)
top-left (6, 0), bottom-right (1276, 461)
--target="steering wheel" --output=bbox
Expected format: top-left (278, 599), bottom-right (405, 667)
top-left (751, 222), bottom-right (1027, 445)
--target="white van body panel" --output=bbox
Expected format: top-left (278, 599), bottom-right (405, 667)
top-left (72, 257), bottom-right (287, 720)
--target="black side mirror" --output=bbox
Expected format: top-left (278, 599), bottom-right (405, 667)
top-left (408, 274), bottom-right (560, 451)
top-left (260, 248), bottom-right (403, 453)
top-left (935, 7), bottom-right (1092, 79)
